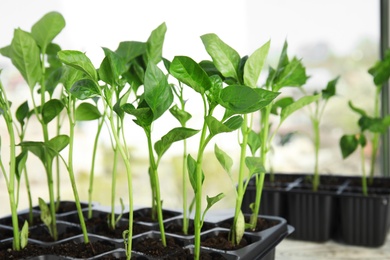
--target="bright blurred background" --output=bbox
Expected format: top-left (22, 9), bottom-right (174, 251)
top-left (0, 0), bottom-right (380, 216)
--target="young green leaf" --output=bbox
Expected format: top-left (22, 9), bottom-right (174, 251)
top-left (46, 135), bottom-right (70, 155)
top-left (42, 99), bottom-right (64, 124)
top-left (99, 47), bottom-right (127, 86)
top-left (70, 79), bottom-right (101, 100)
top-left (234, 210), bottom-right (245, 245)
top-left (271, 97), bottom-right (294, 115)
top-left (169, 104), bottom-right (192, 125)
top-left (244, 40), bottom-right (271, 88)
top-left (201, 33), bottom-right (240, 80)
top-left (146, 22), bottom-right (167, 65)
top-left (339, 134), bottom-right (359, 159)
top-left (219, 85), bottom-right (262, 113)
top-left (75, 102), bottom-right (101, 121)
top-left (247, 129), bottom-right (261, 155)
top-left (122, 103), bottom-right (153, 127)
top-left (280, 94), bottom-right (321, 124)
top-left (15, 151), bottom-right (28, 181)
top-left (170, 56), bottom-right (212, 94)
top-left (15, 101), bottom-right (29, 127)
top-left (20, 220), bottom-right (29, 249)
top-left (10, 29), bottom-right (42, 88)
top-left (348, 101), bottom-right (367, 117)
top-left (154, 127), bottom-right (199, 159)
top-left (144, 62), bottom-right (173, 120)
top-left (38, 198), bottom-right (53, 236)
top-left (322, 76), bottom-right (339, 100)
top-left (272, 57), bottom-right (308, 91)
top-left (115, 41), bottom-right (146, 63)
top-left (203, 193), bottom-right (225, 220)
top-left (214, 144), bottom-right (233, 175)
top-left (58, 50), bottom-right (97, 81)
top-left (358, 116), bottom-right (388, 133)
top-left (245, 156), bottom-right (266, 177)
top-left (368, 49), bottom-right (390, 86)
top-left (31, 11), bottom-right (65, 51)
top-left (187, 155), bottom-right (197, 192)
top-left (206, 115), bottom-right (243, 137)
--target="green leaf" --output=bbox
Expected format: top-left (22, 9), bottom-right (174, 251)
top-left (245, 156), bottom-right (266, 177)
top-left (144, 62), bottom-right (173, 120)
top-left (155, 127), bottom-right (199, 159)
top-left (0, 45), bottom-right (12, 58)
top-left (358, 116), bottom-right (389, 133)
top-left (271, 97), bottom-right (294, 115)
top-left (15, 151), bottom-right (28, 181)
top-left (61, 65), bottom-right (85, 91)
top-left (114, 89), bottom-right (131, 119)
top-left (219, 85), bottom-right (276, 114)
top-left (339, 134), bottom-right (359, 159)
top-left (214, 144), bottom-right (233, 175)
top-left (45, 67), bottom-right (63, 97)
top-left (170, 56), bottom-right (212, 93)
top-left (169, 104), bottom-right (192, 125)
top-left (99, 47), bottom-right (127, 86)
top-left (201, 33), bottom-right (240, 80)
top-left (31, 12), bottom-right (65, 51)
top-left (234, 210), bottom-right (245, 245)
top-left (206, 115), bottom-right (242, 137)
top-left (42, 99), bottom-right (64, 124)
top-left (75, 102), bottom-right (101, 121)
top-left (115, 41), bottom-right (146, 62)
top-left (348, 101), bottom-right (367, 117)
top-left (146, 22), bottom-right (167, 64)
top-left (47, 135), bottom-right (69, 155)
top-left (187, 155), bottom-right (197, 192)
top-left (122, 103), bottom-right (153, 127)
top-left (247, 130), bottom-right (261, 155)
top-left (244, 40), bottom-right (270, 87)
top-left (58, 50), bottom-right (97, 81)
top-left (204, 193), bottom-right (225, 217)
top-left (70, 79), bottom-right (101, 100)
top-left (10, 29), bottom-right (42, 89)
top-left (273, 57), bottom-right (308, 91)
top-left (16, 101), bottom-right (29, 127)
top-left (20, 220), bottom-right (29, 249)
top-left (368, 49), bottom-right (390, 86)
top-left (322, 76), bottom-right (339, 100)
top-left (38, 198), bottom-right (53, 237)
top-left (219, 85), bottom-right (260, 113)
top-left (280, 94), bottom-right (321, 124)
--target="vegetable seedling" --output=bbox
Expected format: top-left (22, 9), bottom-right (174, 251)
top-left (340, 49), bottom-right (390, 195)
top-left (299, 77), bottom-right (339, 191)
top-left (0, 11), bottom-right (66, 241)
top-left (0, 76), bottom-right (29, 251)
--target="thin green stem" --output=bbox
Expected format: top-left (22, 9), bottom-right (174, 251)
top-left (369, 86), bottom-right (381, 184)
top-left (145, 128), bottom-right (166, 246)
top-left (0, 82), bottom-right (21, 250)
top-left (312, 117), bottom-right (320, 191)
top-left (67, 99), bottom-right (89, 243)
top-left (250, 104), bottom-right (271, 230)
top-left (110, 141), bottom-right (119, 229)
top-left (88, 116), bottom-right (105, 219)
top-left (108, 109), bottom-right (133, 259)
top-left (231, 114), bottom-right (249, 244)
top-left (360, 143), bottom-right (368, 196)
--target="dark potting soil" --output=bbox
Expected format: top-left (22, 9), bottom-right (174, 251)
top-left (0, 240), bottom-right (116, 259)
top-left (29, 224), bottom-right (82, 242)
top-left (133, 236), bottom-right (228, 259)
top-left (165, 219), bottom-right (216, 236)
top-left (84, 215), bottom-right (151, 238)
